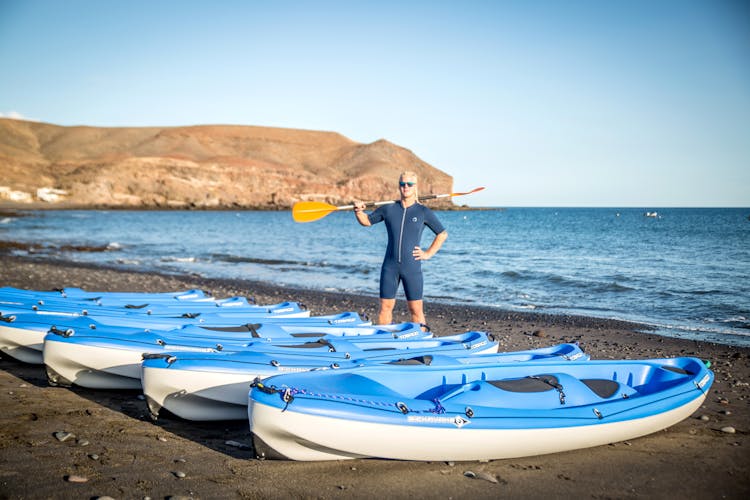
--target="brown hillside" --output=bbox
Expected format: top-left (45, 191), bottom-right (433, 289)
top-left (0, 119), bottom-right (453, 209)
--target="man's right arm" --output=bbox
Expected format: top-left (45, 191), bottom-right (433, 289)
top-left (353, 202), bottom-right (371, 227)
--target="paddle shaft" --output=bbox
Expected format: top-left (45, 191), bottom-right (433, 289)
top-left (292, 187), bottom-right (484, 223)
top-left (344, 192), bottom-right (473, 211)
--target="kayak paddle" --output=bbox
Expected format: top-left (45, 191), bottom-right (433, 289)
top-left (292, 187), bottom-right (485, 223)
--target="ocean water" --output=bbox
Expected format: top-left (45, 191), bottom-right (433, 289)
top-left (2, 207), bottom-right (749, 346)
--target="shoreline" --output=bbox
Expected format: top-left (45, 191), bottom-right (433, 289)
top-left (0, 256), bottom-right (748, 499)
top-left (7, 254), bottom-right (657, 332)
top-left (8, 253), bottom-right (750, 349)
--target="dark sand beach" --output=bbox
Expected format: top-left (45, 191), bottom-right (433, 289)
top-left (0, 256), bottom-right (748, 499)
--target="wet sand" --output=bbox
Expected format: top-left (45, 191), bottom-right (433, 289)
top-left (0, 256), bottom-right (748, 499)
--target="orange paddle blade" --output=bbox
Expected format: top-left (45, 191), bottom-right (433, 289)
top-left (292, 201), bottom-right (340, 223)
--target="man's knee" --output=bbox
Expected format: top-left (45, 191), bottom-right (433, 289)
top-left (407, 300), bottom-right (425, 320)
top-left (407, 300), bottom-right (422, 312)
top-left (380, 299), bottom-right (395, 312)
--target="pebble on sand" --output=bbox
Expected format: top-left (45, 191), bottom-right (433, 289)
top-left (54, 431), bottom-right (74, 442)
top-left (464, 471), bottom-right (500, 484)
top-left (225, 440), bottom-right (251, 449)
top-left (65, 475), bottom-right (88, 483)
top-left (720, 426), bottom-right (736, 434)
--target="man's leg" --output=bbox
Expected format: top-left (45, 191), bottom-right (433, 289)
top-left (378, 298), bottom-right (396, 325)
top-left (406, 299), bottom-right (426, 325)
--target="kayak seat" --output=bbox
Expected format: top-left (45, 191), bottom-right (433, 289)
top-left (438, 379), bottom-right (563, 409)
top-left (634, 364), bottom-right (696, 394)
top-left (439, 374), bottom-right (635, 409)
top-left (580, 379), bottom-right (621, 399)
top-left (278, 341), bottom-right (331, 350)
top-left (387, 355), bottom-right (434, 366)
top-left (488, 376), bottom-right (559, 393)
top-left (661, 365), bottom-right (691, 375)
top-left (198, 324), bottom-right (255, 333)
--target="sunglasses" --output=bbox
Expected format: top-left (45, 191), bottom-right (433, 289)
top-left (399, 181), bottom-right (416, 187)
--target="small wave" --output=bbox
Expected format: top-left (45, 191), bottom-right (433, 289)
top-left (210, 253), bottom-right (298, 266)
top-left (428, 294), bottom-right (465, 301)
top-left (723, 316), bottom-right (747, 323)
top-left (546, 273), bottom-right (635, 293)
top-left (664, 287), bottom-right (728, 297)
top-left (603, 282), bottom-right (635, 292)
top-left (116, 258), bottom-right (141, 265)
top-left (0, 240), bottom-right (43, 252)
top-left (704, 316), bottom-right (750, 330)
top-left (161, 256), bottom-right (197, 263)
top-left (654, 324), bottom-right (750, 341)
top-left (210, 253), bottom-right (373, 275)
top-left (0, 240), bottom-right (114, 254)
top-left (685, 289), bottom-right (725, 296)
top-left (57, 243), bottom-right (115, 253)
top-left (0, 218), bottom-right (12, 224)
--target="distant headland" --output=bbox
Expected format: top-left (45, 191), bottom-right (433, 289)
top-left (0, 118), bottom-right (454, 210)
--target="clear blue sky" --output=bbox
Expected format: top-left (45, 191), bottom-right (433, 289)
top-left (1, 0), bottom-right (748, 207)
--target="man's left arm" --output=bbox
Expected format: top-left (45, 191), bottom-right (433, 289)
top-left (414, 230), bottom-right (447, 260)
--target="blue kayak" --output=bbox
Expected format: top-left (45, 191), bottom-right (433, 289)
top-left (142, 343), bottom-right (587, 421)
top-left (249, 356), bottom-right (713, 461)
top-left (0, 310), bottom-right (369, 364)
top-left (43, 329), bottom-right (497, 389)
top-left (0, 286), bottom-right (211, 302)
top-left (0, 296), bottom-right (308, 318)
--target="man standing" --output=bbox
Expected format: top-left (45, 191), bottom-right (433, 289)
top-left (354, 171), bottom-right (448, 325)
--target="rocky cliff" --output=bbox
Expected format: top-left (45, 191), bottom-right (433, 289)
top-left (0, 119), bottom-right (454, 209)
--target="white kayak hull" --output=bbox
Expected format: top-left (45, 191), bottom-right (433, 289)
top-left (0, 323), bottom-right (46, 364)
top-left (142, 364), bottom-right (272, 421)
top-left (248, 357), bottom-right (713, 461)
top-left (250, 395), bottom-right (706, 461)
top-left (43, 337), bottom-right (144, 389)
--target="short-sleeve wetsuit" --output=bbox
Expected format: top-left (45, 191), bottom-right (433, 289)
top-left (368, 202), bottom-right (445, 301)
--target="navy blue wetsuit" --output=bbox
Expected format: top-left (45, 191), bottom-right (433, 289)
top-left (368, 202), bottom-right (445, 301)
